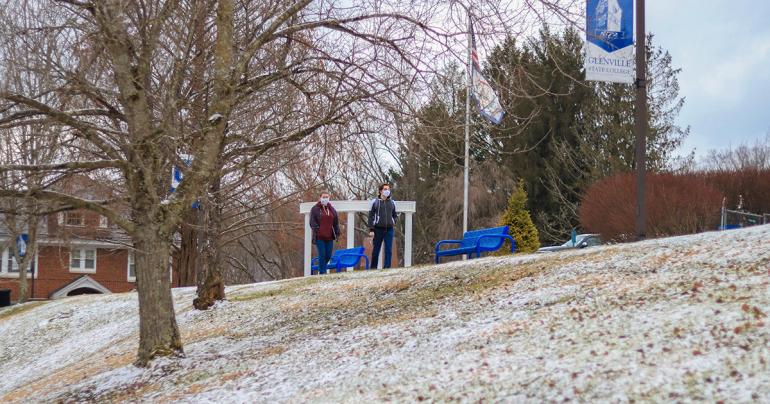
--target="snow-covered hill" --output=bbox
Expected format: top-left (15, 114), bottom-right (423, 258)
top-left (1, 225), bottom-right (769, 402)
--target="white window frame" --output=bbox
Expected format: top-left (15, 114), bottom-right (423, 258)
top-left (64, 211), bottom-right (85, 227)
top-left (99, 215), bottom-right (109, 228)
top-left (0, 247), bottom-right (38, 279)
top-left (125, 252), bottom-right (173, 283)
top-left (127, 252), bottom-right (136, 282)
top-left (69, 247), bottom-right (97, 273)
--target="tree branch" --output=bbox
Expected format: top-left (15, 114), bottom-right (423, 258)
top-left (0, 189), bottom-right (133, 233)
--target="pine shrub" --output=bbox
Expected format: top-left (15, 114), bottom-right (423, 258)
top-left (498, 181), bottom-right (540, 253)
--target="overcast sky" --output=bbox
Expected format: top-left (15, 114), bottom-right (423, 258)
top-left (647, 0), bottom-right (770, 157)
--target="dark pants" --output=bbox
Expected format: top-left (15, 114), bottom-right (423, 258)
top-left (315, 239), bottom-right (334, 274)
top-left (372, 227), bottom-right (394, 269)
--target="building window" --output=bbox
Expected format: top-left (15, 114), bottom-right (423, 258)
top-left (127, 252), bottom-right (136, 282)
top-left (99, 215), bottom-right (109, 228)
top-left (65, 212), bottom-right (85, 226)
top-left (1, 248), bottom-right (37, 277)
top-left (125, 252), bottom-right (173, 283)
top-left (70, 248), bottom-right (97, 273)
top-left (6, 252), bottom-right (18, 273)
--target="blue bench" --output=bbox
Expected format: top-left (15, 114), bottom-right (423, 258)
top-left (312, 246), bottom-right (369, 274)
top-left (435, 226), bottom-right (516, 263)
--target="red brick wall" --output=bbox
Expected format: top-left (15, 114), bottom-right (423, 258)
top-left (46, 211), bottom-right (113, 241)
top-left (1, 244), bottom-right (182, 302)
top-left (0, 281), bottom-right (20, 302)
top-left (0, 246), bottom-right (135, 301)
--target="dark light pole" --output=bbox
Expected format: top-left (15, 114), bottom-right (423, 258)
top-left (634, 0), bottom-right (647, 240)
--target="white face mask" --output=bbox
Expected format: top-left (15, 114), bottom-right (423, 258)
top-left (382, 189), bottom-right (391, 198)
top-left (320, 197), bottom-right (329, 205)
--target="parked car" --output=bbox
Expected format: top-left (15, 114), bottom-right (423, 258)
top-left (537, 234), bottom-right (602, 253)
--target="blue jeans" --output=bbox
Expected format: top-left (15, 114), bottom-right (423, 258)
top-left (372, 227), bottom-right (394, 268)
top-left (315, 239), bottom-right (334, 274)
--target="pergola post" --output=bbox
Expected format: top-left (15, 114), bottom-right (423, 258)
top-left (346, 212), bottom-right (355, 271)
top-left (346, 212), bottom-right (355, 247)
top-left (404, 212), bottom-right (413, 268)
top-left (303, 212), bottom-right (312, 277)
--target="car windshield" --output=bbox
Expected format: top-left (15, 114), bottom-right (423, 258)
top-left (560, 235), bottom-right (590, 247)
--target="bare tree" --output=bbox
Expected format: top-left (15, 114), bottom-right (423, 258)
top-left (703, 135), bottom-right (770, 172)
top-left (2, 0), bottom-right (534, 365)
top-left (0, 9), bottom-right (69, 302)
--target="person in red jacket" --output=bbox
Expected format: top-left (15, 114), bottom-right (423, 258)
top-left (309, 190), bottom-right (340, 274)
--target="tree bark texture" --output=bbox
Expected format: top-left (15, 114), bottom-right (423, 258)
top-left (133, 221), bottom-right (183, 366)
top-left (193, 181), bottom-right (225, 310)
top-left (177, 209), bottom-right (199, 287)
top-left (14, 218), bottom-right (37, 303)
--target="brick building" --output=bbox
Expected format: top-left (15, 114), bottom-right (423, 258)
top-left (1, 209), bottom-right (176, 302)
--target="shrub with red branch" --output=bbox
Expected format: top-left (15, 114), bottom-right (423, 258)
top-left (579, 173), bottom-right (723, 241)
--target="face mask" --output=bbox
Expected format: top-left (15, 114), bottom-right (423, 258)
top-left (382, 189), bottom-right (391, 198)
top-left (320, 197), bottom-right (329, 205)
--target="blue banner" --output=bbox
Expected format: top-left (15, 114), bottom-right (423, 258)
top-left (16, 234), bottom-right (28, 258)
top-left (585, 0), bottom-right (635, 84)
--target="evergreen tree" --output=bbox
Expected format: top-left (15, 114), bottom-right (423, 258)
top-left (392, 64), bottom-right (513, 263)
top-left (498, 180), bottom-right (540, 253)
top-left (395, 29), bottom-right (688, 260)
top-left (484, 28), bottom-right (688, 243)
top-left (484, 28), bottom-right (594, 243)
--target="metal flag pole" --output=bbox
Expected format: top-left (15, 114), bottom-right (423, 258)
top-left (634, 0), bottom-right (647, 240)
top-left (463, 12), bottom-right (471, 239)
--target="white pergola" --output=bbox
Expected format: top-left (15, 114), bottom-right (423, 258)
top-left (299, 200), bottom-right (416, 277)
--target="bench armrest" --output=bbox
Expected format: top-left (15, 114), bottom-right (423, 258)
top-left (434, 239), bottom-right (464, 253)
top-left (475, 234), bottom-right (516, 254)
top-left (336, 253), bottom-right (369, 270)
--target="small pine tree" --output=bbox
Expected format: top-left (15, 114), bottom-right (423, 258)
top-left (498, 181), bottom-right (540, 253)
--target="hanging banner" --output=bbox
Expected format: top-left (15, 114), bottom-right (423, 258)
top-left (585, 0), bottom-right (634, 84)
top-left (169, 154), bottom-right (199, 209)
top-left (469, 20), bottom-right (504, 124)
top-left (170, 154), bottom-right (192, 193)
top-left (16, 234), bottom-right (28, 257)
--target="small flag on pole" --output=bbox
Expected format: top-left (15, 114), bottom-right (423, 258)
top-left (469, 20), bottom-right (504, 124)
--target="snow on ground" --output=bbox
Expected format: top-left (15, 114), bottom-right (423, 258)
top-left (1, 225), bottom-right (769, 403)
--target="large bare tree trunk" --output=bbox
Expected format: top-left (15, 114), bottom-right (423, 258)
top-left (15, 218), bottom-right (38, 303)
top-left (3, 197), bottom-right (40, 303)
top-left (177, 210), bottom-right (199, 287)
top-left (177, 0), bottom-right (208, 289)
top-left (193, 181), bottom-right (225, 310)
top-left (133, 220), bottom-right (182, 366)
top-left (192, 0), bottom-right (232, 310)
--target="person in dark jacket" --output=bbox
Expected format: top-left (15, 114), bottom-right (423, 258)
top-left (309, 190), bottom-right (340, 275)
top-left (368, 183), bottom-right (398, 268)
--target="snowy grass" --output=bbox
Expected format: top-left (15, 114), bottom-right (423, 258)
top-left (1, 225), bottom-right (769, 402)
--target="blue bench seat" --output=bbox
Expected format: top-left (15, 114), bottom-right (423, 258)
top-left (312, 246), bottom-right (369, 273)
top-left (435, 226), bottom-right (515, 263)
